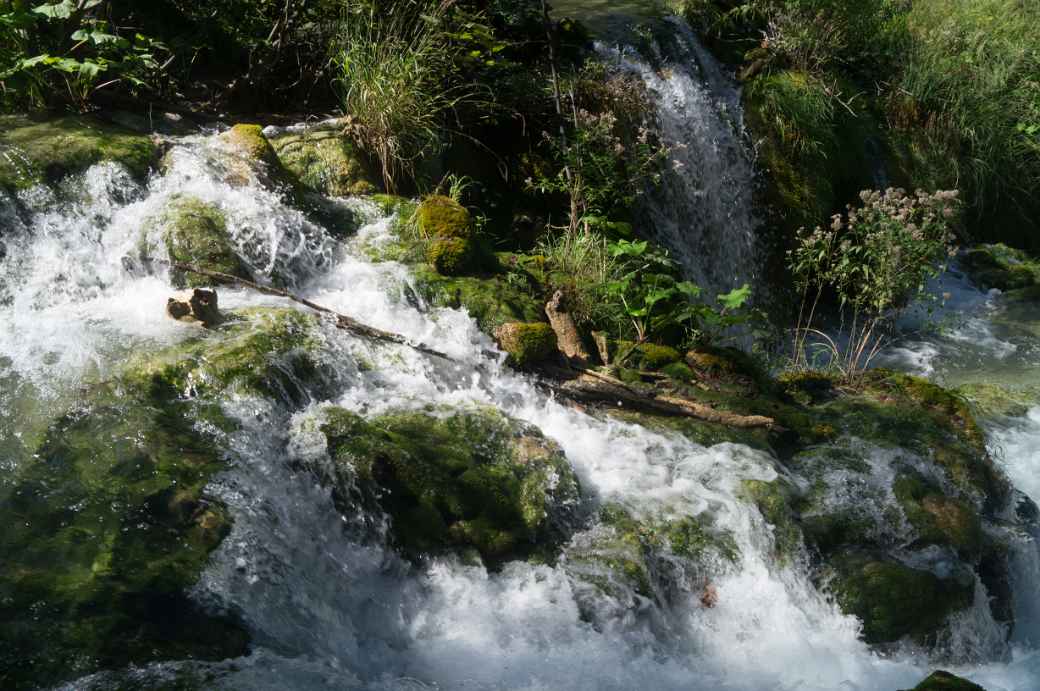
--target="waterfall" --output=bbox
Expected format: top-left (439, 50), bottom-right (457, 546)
top-left (600, 18), bottom-right (760, 298)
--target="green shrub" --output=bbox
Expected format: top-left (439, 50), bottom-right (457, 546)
top-left (789, 188), bottom-right (960, 379)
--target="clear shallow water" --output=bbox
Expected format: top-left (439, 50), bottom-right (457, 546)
top-left (0, 129), bottom-right (1036, 691)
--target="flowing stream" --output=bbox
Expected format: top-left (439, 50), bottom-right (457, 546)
top-left (0, 125), bottom-right (1038, 690)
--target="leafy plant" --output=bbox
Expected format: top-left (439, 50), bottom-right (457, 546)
top-left (788, 187), bottom-right (960, 379)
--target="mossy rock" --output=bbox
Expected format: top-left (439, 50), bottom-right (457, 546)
top-left (825, 552), bottom-right (974, 645)
top-left (0, 114), bottom-right (159, 192)
top-left (564, 503), bottom-right (737, 608)
top-left (957, 382), bottom-right (1040, 419)
top-left (426, 236), bottom-right (476, 276)
top-left (741, 478), bottom-right (804, 562)
top-left (317, 406), bottom-right (581, 565)
top-left (123, 307), bottom-right (325, 404)
top-left (411, 264), bottom-right (546, 333)
top-left (159, 195), bottom-right (251, 289)
top-left (494, 321), bottom-right (558, 368)
top-left (223, 124), bottom-right (279, 166)
top-left (901, 671), bottom-right (986, 691)
top-left (270, 125), bottom-right (379, 197)
top-left (961, 243), bottom-right (1040, 291)
top-left (417, 194), bottom-right (472, 240)
top-left (893, 471), bottom-right (983, 556)
top-left (0, 324), bottom-right (288, 686)
top-left (635, 343), bottom-right (682, 369)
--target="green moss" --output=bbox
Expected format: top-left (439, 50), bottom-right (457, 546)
top-left (318, 406), bottom-right (581, 565)
top-left (225, 123), bottom-right (278, 165)
top-left (417, 194), bottom-right (472, 239)
top-left (0, 114), bottom-right (159, 192)
top-left (825, 552), bottom-right (974, 644)
top-left (957, 382), bottom-right (1040, 419)
top-left (661, 361), bottom-right (695, 382)
top-left (123, 307), bottom-right (324, 404)
top-left (412, 264), bottom-right (546, 333)
top-left (635, 343), bottom-right (682, 369)
top-left (159, 195), bottom-right (251, 288)
top-left (893, 472), bottom-right (983, 556)
top-left (902, 671), bottom-right (986, 691)
top-left (270, 126), bottom-right (379, 197)
top-left (565, 503), bottom-right (737, 601)
top-left (962, 243), bottom-right (1040, 291)
top-left (427, 236), bottom-right (475, 276)
top-left (741, 478), bottom-right (804, 561)
top-left (495, 322), bottom-right (558, 368)
top-left (0, 343), bottom-right (260, 688)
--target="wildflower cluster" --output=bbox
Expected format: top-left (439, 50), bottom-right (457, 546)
top-left (788, 187), bottom-right (960, 377)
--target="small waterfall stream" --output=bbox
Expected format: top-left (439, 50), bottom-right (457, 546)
top-left (601, 19), bottom-right (760, 297)
top-left (0, 125), bottom-right (1038, 689)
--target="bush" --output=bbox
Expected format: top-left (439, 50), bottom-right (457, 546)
top-left (788, 188), bottom-right (960, 379)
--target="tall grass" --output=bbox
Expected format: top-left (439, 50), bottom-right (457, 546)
top-left (536, 228), bottom-right (618, 326)
top-left (332, 0), bottom-right (481, 192)
top-left (896, 0), bottom-right (1040, 218)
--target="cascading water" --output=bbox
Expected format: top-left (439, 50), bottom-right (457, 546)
top-left (2, 122), bottom-right (1039, 690)
top-left (600, 19), bottom-right (760, 297)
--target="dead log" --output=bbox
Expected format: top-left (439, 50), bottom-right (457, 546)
top-left (541, 366), bottom-right (779, 431)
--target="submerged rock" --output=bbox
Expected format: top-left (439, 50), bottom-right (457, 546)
top-left (167, 288), bottom-right (223, 327)
top-left (316, 406), bottom-right (581, 565)
top-left (0, 114), bottom-right (159, 192)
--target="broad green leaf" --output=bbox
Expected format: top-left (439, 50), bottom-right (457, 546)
top-left (717, 284), bottom-right (751, 310)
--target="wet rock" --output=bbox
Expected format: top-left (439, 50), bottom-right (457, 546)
top-left (0, 114), bottom-right (160, 192)
top-left (166, 288), bottom-right (223, 327)
top-left (412, 260), bottom-right (546, 334)
top-left (0, 350), bottom-right (256, 688)
top-left (317, 406), bottom-right (581, 565)
top-left (901, 670), bottom-right (987, 691)
top-left (962, 243), bottom-right (1040, 291)
top-left (893, 471), bottom-right (983, 556)
top-left (824, 552), bottom-right (975, 645)
top-left (494, 321), bottom-right (558, 368)
top-left (125, 306), bottom-right (325, 404)
top-left (159, 195), bottom-right (252, 288)
top-left (269, 121), bottom-right (379, 197)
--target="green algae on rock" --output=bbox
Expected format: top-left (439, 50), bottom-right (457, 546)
top-left (270, 124), bottom-right (379, 197)
top-left (494, 321), bottom-right (558, 368)
top-left (0, 114), bottom-right (160, 192)
top-left (962, 243), bottom-right (1040, 291)
top-left (825, 552), bottom-right (975, 645)
top-left (316, 406), bottom-right (581, 565)
top-left (124, 306), bottom-right (326, 404)
top-left (411, 262), bottom-right (546, 333)
top-left (416, 195), bottom-right (479, 276)
top-left (159, 195), bottom-right (252, 289)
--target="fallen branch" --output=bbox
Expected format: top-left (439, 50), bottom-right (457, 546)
top-left (164, 260), bottom-right (456, 361)
top-left (164, 260), bottom-right (777, 430)
top-left (542, 366), bottom-right (779, 431)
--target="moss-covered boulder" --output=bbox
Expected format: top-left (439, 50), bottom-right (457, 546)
top-left (902, 671), bottom-right (987, 691)
top-left (957, 382), bottom-right (1040, 419)
top-left (494, 321), bottom-right (558, 367)
top-left (825, 552), bottom-right (975, 645)
top-left (893, 471), bottom-right (984, 556)
top-left (411, 261), bottom-right (546, 333)
top-left (564, 503), bottom-right (738, 606)
top-left (158, 195), bottom-right (251, 288)
top-left (962, 243), bottom-right (1040, 291)
top-left (0, 114), bottom-right (159, 192)
top-left (270, 124), bottom-right (378, 197)
top-left (316, 406), bottom-right (581, 565)
top-left (416, 195), bottom-right (479, 276)
top-left (125, 307), bottom-right (325, 404)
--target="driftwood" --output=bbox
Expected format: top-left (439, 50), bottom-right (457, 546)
top-left (541, 366), bottom-right (779, 431)
top-left (164, 261), bottom-right (455, 361)
top-left (165, 260), bottom-right (777, 430)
